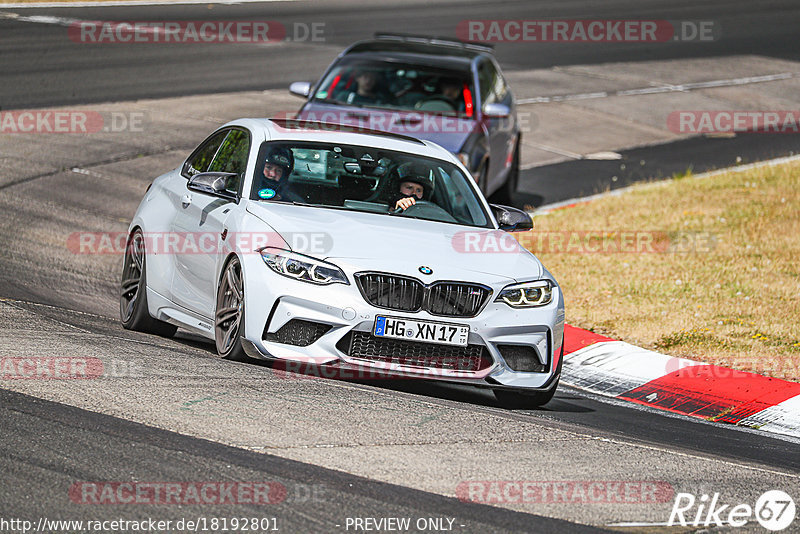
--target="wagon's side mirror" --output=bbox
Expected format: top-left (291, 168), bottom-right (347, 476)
top-left (289, 81), bottom-right (312, 98)
top-left (483, 103), bottom-right (511, 118)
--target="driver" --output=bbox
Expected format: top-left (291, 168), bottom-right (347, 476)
top-left (256, 147), bottom-right (295, 201)
top-left (346, 67), bottom-right (390, 106)
top-left (390, 163), bottom-right (434, 211)
top-left (439, 77), bottom-right (466, 112)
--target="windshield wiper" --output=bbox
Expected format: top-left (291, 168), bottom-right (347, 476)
top-left (288, 202), bottom-right (391, 215)
top-left (311, 98), bottom-right (364, 109)
top-left (281, 201), bottom-right (484, 227)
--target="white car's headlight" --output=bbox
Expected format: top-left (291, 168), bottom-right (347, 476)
top-left (496, 280), bottom-right (553, 308)
top-left (259, 247), bottom-right (348, 285)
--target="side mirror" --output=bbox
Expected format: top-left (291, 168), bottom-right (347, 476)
top-left (289, 81), bottom-right (312, 98)
top-left (483, 103), bottom-right (510, 118)
top-left (187, 172), bottom-right (238, 202)
top-left (491, 204), bottom-right (532, 232)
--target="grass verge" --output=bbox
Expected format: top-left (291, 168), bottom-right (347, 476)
top-left (520, 160), bottom-right (800, 381)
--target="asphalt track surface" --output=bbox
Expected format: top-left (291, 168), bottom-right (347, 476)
top-left (1, 1), bottom-right (800, 532)
top-left (0, 388), bottom-right (602, 533)
top-left (2, 0), bottom-right (800, 109)
top-left (3, 0), bottom-right (800, 206)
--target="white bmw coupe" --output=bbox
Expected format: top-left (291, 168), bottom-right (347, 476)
top-left (120, 119), bottom-right (565, 406)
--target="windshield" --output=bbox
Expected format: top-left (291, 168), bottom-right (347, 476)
top-left (250, 141), bottom-right (490, 228)
top-left (311, 58), bottom-right (475, 118)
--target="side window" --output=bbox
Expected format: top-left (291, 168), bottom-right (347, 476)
top-left (478, 61), bottom-right (497, 106)
top-left (182, 130), bottom-right (228, 178)
top-left (478, 60), bottom-right (508, 107)
top-left (208, 129), bottom-right (251, 193)
top-left (492, 61), bottom-right (509, 103)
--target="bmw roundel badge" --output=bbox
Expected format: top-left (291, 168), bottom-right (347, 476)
top-left (419, 266), bottom-right (433, 275)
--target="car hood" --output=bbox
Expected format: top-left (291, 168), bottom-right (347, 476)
top-left (297, 103), bottom-right (476, 153)
top-left (245, 202), bottom-right (542, 285)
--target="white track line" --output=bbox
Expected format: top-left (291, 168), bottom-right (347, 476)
top-left (518, 72), bottom-right (797, 105)
top-left (0, 12), bottom-right (78, 25)
top-left (524, 142), bottom-right (583, 160)
top-left (0, 0), bottom-right (297, 8)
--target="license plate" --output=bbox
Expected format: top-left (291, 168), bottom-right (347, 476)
top-left (373, 316), bottom-right (469, 347)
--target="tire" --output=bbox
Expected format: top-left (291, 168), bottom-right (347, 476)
top-left (120, 229), bottom-right (178, 337)
top-left (494, 137), bottom-right (520, 205)
top-left (493, 344), bottom-right (563, 409)
top-left (214, 255), bottom-right (248, 362)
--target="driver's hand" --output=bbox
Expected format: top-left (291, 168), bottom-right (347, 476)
top-left (394, 197), bottom-right (417, 211)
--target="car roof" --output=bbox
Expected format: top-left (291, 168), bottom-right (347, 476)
top-left (226, 118), bottom-right (459, 163)
top-left (341, 35), bottom-right (494, 68)
top-left (337, 51), bottom-right (475, 70)
top-left (346, 34), bottom-right (494, 58)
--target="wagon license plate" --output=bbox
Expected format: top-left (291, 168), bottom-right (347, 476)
top-left (373, 316), bottom-right (469, 347)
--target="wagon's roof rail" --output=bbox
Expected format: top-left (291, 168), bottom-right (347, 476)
top-left (373, 32), bottom-right (495, 53)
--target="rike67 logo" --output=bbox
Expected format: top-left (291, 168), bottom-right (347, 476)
top-left (669, 490), bottom-right (795, 531)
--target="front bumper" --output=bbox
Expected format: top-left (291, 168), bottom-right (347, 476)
top-left (240, 255), bottom-right (565, 390)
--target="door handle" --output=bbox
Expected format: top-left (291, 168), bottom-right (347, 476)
top-left (181, 194), bottom-right (192, 208)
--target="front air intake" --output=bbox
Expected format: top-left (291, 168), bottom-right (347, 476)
top-left (497, 344), bottom-right (547, 373)
top-left (263, 319), bottom-right (332, 347)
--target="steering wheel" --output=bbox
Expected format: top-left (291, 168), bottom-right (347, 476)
top-left (414, 96), bottom-right (457, 112)
top-left (393, 200), bottom-right (458, 223)
top-left (392, 199), bottom-right (428, 213)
